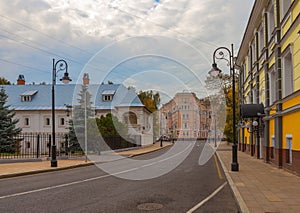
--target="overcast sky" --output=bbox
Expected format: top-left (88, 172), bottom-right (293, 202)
top-left (0, 0), bottom-right (255, 102)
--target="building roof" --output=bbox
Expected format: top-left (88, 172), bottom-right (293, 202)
top-left (3, 84), bottom-right (144, 111)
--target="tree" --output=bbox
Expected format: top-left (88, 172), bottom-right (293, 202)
top-left (68, 84), bottom-right (93, 152)
top-left (96, 113), bottom-right (128, 137)
top-left (66, 119), bottom-right (82, 152)
top-left (138, 90), bottom-right (160, 112)
top-left (138, 90), bottom-right (160, 139)
top-left (0, 77), bottom-right (11, 85)
top-left (205, 73), bottom-right (239, 142)
top-left (0, 87), bottom-right (21, 153)
top-left (223, 85), bottom-right (239, 143)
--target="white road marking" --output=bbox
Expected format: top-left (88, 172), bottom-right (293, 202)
top-left (0, 143), bottom-right (193, 200)
top-left (186, 181), bottom-right (228, 213)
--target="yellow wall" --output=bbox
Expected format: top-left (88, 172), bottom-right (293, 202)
top-left (283, 94), bottom-right (300, 110)
top-left (244, 128), bottom-right (250, 145)
top-left (283, 111), bottom-right (300, 150)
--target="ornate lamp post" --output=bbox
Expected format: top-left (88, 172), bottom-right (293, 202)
top-left (210, 44), bottom-right (239, 171)
top-left (51, 59), bottom-right (71, 167)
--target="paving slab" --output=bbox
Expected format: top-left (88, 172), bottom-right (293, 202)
top-left (217, 142), bottom-right (300, 213)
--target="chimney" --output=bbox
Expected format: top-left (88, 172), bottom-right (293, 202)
top-left (83, 73), bottom-right (90, 85)
top-left (17, 74), bottom-right (25, 85)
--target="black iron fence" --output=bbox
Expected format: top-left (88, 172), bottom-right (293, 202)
top-left (0, 133), bottom-right (68, 159)
top-left (0, 133), bottom-right (141, 160)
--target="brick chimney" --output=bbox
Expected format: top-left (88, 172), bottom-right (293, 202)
top-left (17, 74), bottom-right (25, 85)
top-left (83, 73), bottom-right (90, 85)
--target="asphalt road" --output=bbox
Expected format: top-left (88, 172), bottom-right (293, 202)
top-left (0, 141), bottom-right (239, 212)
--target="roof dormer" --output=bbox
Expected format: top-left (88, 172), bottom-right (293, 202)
top-left (102, 90), bottom-right (115, 102)
top-left (21, 90), bottom-right (38, 102)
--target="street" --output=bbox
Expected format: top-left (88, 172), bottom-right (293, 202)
top-left (0, 141), bottom-right (239, 212)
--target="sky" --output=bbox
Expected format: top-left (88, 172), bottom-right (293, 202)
top-left (0, 0), bottom-right (255, 103)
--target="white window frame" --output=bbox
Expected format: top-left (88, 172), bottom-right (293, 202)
top-left (282, 48), bottom-right (293, 97)
top-left (269, 67), bottom-right (276, 105)
top-left (253, 88), bottom-right (258, 104)
top-left (286, 134), bottom-right (292, 164)
top-left (45, 117), bottom-right (51, 126)
top-left (267, 3), bottom-right (275, 42)
top-left (24, 117), bottom-right (30, 127)
top-left (258, 24), bottom-right (264, 55)
top-left (102, 95), bottom-right (113, 101)
top-left (271, 135), bottom-right (275, 159)
top-left (280, 0), bottom-right (291, 20)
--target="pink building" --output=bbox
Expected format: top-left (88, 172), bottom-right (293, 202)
top-left (160, 92), bottom-right (211, 140)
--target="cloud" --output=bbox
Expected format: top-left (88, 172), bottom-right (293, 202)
top-left (0, 0), bottom-right (254, 102)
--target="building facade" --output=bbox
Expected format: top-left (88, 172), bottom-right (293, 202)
top-left (236, 0), bottom-right (300, 174)
top-left (159, 92), bottom-right (211, 140)
top-left (3, 74), bottom-right (153, 147)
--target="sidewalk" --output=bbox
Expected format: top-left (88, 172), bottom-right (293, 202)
top-left (0, 142), bottom-right (172, 179)
top-left (217, 142), bottom-right (300, 213)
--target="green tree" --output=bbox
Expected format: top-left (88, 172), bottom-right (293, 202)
top-left (69, 84), bottom-right (93, 152)
top-left (0, 87), bottom-right (21, 153)
top-left (66, 119), bottom-right (82, 152)
top-left (96, 113), bottom-right (128, 137)
top-left (223, 84), bottom-right (239, 143)
top-left (0, 77), bottom-right (11, 85)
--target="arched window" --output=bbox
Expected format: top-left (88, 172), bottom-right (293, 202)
top-left (123, 112), bottom-right (137, 125)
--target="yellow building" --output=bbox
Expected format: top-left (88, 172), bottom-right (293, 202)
top-left (236, 0), bottom-right (300, 174)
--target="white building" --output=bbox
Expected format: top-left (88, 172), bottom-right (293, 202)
top-left (3, 74), bottom-right (153, 147)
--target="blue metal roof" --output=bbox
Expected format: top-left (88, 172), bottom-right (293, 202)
top-left (3, 84), bottom-right (144, 110)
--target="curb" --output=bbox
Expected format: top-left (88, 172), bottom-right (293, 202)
top-left (127, 143), bottom-right (173, 157)
top-left (216, 152), bottom-right (250, 213)
top-left (0, 162), bottom-right (94, 180)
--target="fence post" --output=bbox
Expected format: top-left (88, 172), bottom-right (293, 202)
top-left (65, 134), bottom-right (68, 156)
top-left (37, 134), bottom-right (40, 158)
top-left (48, 134), bottom-right (51, 157)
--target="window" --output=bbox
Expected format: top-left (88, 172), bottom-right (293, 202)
top-left (253, 88), bottom-right (257, 104)
top-left (60, 118), bottom-right (65, 126)
top-left (21, 96), bottom-right (31, 102)
top-left (269, 68), bottom-right (276, 104)
top-left (286, 135), bottom-right (292, 164)
top-left (271, 135), bottom-right (275, 159)
top-left (21, 90), bottom-right (38, 102)
top-left (267, 4), bottom-right (275, 41)
top-left (258, 25), bottom-right (264, 54)
top-left (102, 90), bottom-right (115, 102)
top-left (250, 41), bottom-right (255, 66)
top-left (123, 112), bottom-right (137, 125)
top-left (184, 122), bottom-right (188, 129)
top-left (103, 95), bottom-right (113, 101)
top-left (247, 51), bottom-right (251, 74)
top-left (282, 50), bottom-right (293, 97)
top-left (280, 0), bottom-right (291, 20)
top-left (24, 117), bottom-right (30, 126)
top-left (45, 118), bottom-right (50, 126)
top-left (242, 63), bottom-right (246, 82)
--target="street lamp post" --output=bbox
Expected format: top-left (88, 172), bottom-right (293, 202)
top-left (210, 44), bottom-right (239, 171)
top-left (51, 59), bottom-right (71, 167)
